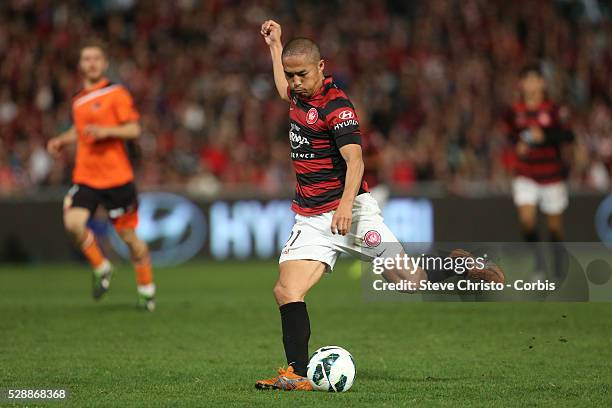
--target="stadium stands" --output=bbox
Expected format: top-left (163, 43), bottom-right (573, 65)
top-left (0, 0), bottom-right (610, 196)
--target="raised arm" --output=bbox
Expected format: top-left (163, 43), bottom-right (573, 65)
top-left (261, 20), bottom-right (289, 102)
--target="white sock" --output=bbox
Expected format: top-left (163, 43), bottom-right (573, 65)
top-left (94, 259), bottom-right (111, 276)
top-left (138, 283), bottom-right (156, 297)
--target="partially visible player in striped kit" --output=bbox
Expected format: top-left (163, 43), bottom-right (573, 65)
top-left (505, 64), bottom-right (575, 279)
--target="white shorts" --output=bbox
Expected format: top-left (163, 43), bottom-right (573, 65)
top-left (512, 176), bottom-right (568, 215)
top-left (279, 193), bottom-right (403, 271)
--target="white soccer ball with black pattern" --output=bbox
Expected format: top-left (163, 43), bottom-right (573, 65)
top-left (307, 346), bottom-right (355, 392)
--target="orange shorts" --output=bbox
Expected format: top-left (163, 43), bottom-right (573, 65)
top-left (112, 211), bottom-right (139, 231)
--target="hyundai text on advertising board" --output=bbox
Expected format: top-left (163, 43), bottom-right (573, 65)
top-left (109, 193), bottom-right (434, 265)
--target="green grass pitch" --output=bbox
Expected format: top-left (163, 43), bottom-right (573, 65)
top-left (1, 260), bottom-right (611, 407)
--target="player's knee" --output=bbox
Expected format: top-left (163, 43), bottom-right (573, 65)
top-left (118, 230), bottom-right (146, 257)
top-left (519, 218), bottom-right (537, 232)
top-left (63, 215), bottom-right (85, 238)
top-left (272, 282), bottom-right (286, 303)
top-left (117, 228), bottom-right (134, 243)
top-left (133, 242), bottom-right (148, 261)
top-left (517, 209), bottom-right (537, 230)
top-left (273, 281), bottom-right (303, 305)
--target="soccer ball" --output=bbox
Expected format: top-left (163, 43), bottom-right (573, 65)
top-left (307, 346), bottom-right (355, 392)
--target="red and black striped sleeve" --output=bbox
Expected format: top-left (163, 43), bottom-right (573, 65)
top-left (322, 97), bottom-right (361, 148)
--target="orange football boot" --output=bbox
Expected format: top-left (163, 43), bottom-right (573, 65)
top-left (255, 366), bottom-right (313, 391)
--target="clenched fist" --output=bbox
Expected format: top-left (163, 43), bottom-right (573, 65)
top-left (47, 138), bottom-right (64, 157)
top-left (261, 20), bottom-right (282, 46)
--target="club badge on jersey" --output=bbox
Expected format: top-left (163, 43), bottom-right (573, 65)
top-left (306, 108), bottom-right (318, 124)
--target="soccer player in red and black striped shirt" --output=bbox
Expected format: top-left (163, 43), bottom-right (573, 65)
top-left (255, 20), bottom-right (504, 391)
top-left (256, 21), bottom-right (369, 390)
top-left (505, 64), bottom-right (574, 276)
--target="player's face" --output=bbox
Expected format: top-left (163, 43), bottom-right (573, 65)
top-left (283, 54), bottom-right (325, 98)
top-left (520, 72), bottom-right (545, 96)
top-left (79, 47), bottom-right (108, 82)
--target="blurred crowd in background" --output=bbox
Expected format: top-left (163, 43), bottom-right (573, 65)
top-left (0, 0), bottom-right (611, 197)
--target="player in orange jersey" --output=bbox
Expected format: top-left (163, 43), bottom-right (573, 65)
top-left (47, 42), bottom-right (155, 311)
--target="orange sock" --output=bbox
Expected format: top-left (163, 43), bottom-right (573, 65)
top-left (81, 230), bottom-right (105, 269)
top-left (134, 255), bottom-right (153, 286)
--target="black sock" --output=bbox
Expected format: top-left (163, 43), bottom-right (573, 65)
top-left (423, 256), bottom-right (456, 283)
top-left (549, 231), bottom-right (567, 279)
top-left (549, 230), bottom-right (563, 243)
top-left (279, 301), bottom-right (310, 377)
top-left (523, 230), bottom-right (539, 243)
top-left (523, 229), bottom-right (546, 271)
